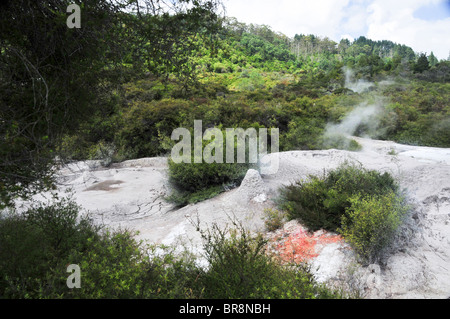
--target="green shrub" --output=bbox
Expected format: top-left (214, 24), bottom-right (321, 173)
top-left (167, 129), bottom-right (253, 205)
top-left (339, 192), bottom-right (409, 264)
top-left (61, 233), bottom-right (201, 299)
top-left (281, 117), bottom-right (326, 151)
top-left (279, 174), bottom-right (336, 231)
top-left (278, 163), bottom-right (398, 232)
top-left (115, 99), bottom-right (193, 159)
top-left (277, 162), bottom-right (409, 264)
top-left (263, 208), bottom-right (286, 232)
top-left (320, 134), bottom-right (363, 151)
top-left (167, 159), bottom-right (249, 206)
top-left (168, 159), bottom-right (249, 194)
top-left (0, 211), bottom-right (50, 296)
top-left (0, 198), bottom-right (100, 298)
top-left (0, 198), bottom-right (200, 299)
top-left (196, 221), bottom-right (343, 299)
top-left (0, 198), bottom-right (345, 299)
top-left (47, 230), bottom-right (150, 299)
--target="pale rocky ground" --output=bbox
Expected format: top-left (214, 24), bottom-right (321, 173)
top-left (27, 137), bottom-right (450, 299)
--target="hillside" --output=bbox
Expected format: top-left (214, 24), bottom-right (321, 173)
top-left (57, 19), bottom-right (450, 164)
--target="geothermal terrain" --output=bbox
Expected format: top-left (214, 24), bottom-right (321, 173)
top-left (31, 136), bottom-right (450, 299)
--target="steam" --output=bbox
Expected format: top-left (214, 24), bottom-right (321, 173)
top-left (343, 67), bottom-right (374, 94)
top-left (321, 67), bottom-right (392, 150)
top-left (324, 103), bottom-right (384, 138)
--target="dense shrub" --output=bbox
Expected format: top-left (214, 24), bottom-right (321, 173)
top-left (168, 159), bottom-right (249, 194)
top-left (277, 163), bottom-right (409, 263)
top-left (167, 151), bottom-right (250, 206)
top-left (281, 117), bottom-right (325, 151)
top-left (0, 199), bottom-right (343, 299)
top-left (115, 99), bottom-right (194, 159)
top-left (278, 163), bottom-right (398, 232)
top-left (60, 233), bottom-right (201, 299)
top-left (196, 222), bottom-right (343, 299)
top-left (0, 198), bottom-right (100, 297)
top-left (339, 192), bottom-right (409, 264)
top-left (167, 129), bottom-right (254, 206)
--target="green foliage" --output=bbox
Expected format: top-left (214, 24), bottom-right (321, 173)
top-left (263, 208), bottom-right (286, 232)
top-left (116, 98), bottom-right (194, 159)
top-left (167, 129), bottom-right (252, 206)
top-left (277, 163), bottom-right (410, 263)
top-left (380, 81), bottom-right (450, 147)
top-left (233, 69), bottom-right (266, 91)
top-left (0, 198), bottom-right (204, 299)
top-left (320, 134), bottom-right (363, 152)
top-left (0, 0), bottom-right (223, 208)
top-left (48, 20), bottom-right (449, 170)
top-left (278, 163), bottom-right (398, 232)
top-left (413, 53), bottom-right (430, 73)
top-left (62, 234), bottom-right (200, 299)
top-left (168, 152), bottom-right (250, 193)
top-left (281, 117), bottom-right (325, 151)
top-left (0, 199), bottom-right (343, 299)
top-left (0, 197), bottom-right (100, 297)
top-left (339, 192), bottom-right (409, 265)
top-left (196, 221), bottom-right (343, 299)
top-left (279, 174), bottom-right (338, 231)
top-left (58, 231), bottom-right (150, 299)
top-left (240, 32), bottom-right (294, 65)
top-left (0, 0), bottom-right (133, 207)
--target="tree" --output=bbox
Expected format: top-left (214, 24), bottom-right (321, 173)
top-left (0, 0), bottom-right (222, 208)
top-left (338, 39), bottom-right (351, 55)
top-left (0, 0), bottom-right (123, 207)
top-left (129, 0), bottom-right (223, 86)
top-left (413, 53), bottom-right (430, 73)
top-left (428, 52), bottom-right (438, 67)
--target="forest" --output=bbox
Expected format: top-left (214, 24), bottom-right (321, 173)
top-left (0, 0), bottom-right (449, 299)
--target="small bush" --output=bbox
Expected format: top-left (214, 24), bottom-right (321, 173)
top-left (168, 160), bottom-right (249, 193)
top-left (167, 159), bottom-right (249, 206)
top-left (278, 162), bottom-right (398, 232)
top-left (279, 174), bottom-right (337, 231)
top-left (263, 208), bottom-right (286, 232)
top-left (167, 129), bottom-right (254, 205)
top-left (339, 192), bottom-right (409, 264)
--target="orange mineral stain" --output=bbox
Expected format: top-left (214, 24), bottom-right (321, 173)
top-left (273, 226), bottom-right (343, 264)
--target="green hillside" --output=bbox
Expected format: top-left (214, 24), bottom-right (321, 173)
top-left (59, 18), bottom-right (450, 163)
